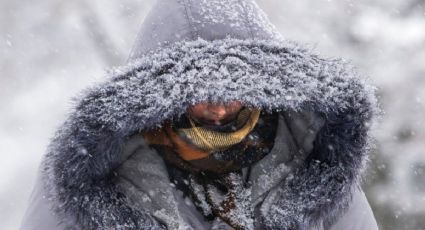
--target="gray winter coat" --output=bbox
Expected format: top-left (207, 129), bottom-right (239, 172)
top-left (21, 0), bottom-right (380, 229)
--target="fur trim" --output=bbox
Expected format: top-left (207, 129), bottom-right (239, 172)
top-left (42, 37), bottom-right (378, 229)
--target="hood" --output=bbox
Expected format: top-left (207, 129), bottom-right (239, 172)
top-left (128, 0), bottom-right (282, 59)
top-left (42, 0), bottom-right (379, 229)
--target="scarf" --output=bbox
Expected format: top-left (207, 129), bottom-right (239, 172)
top-left (143, 109), bottom-right (279, 229)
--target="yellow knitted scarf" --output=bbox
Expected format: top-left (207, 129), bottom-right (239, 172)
top-left (143, 108), bottom-right (261, 161)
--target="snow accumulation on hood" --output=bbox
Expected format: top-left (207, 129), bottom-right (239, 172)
top-left (41, 0), bottom-right (380, 229)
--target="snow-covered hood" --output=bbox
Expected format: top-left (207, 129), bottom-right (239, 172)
top-left (42, 0), bottom-right (379, 229)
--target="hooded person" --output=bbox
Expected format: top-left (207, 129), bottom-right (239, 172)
top-left (20, 0), bottom-right (380, 229)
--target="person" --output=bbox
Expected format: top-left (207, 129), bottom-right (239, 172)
top-left (20, 0), bottom-right (380, 229)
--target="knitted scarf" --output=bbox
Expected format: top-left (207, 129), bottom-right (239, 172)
top-left (143, 109), bottom-right (278, 229)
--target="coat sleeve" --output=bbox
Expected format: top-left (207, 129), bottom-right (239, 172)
top-left (326, 188), bottom-right (379, 230)
top-left (20, 167), bottom-right (64, 230)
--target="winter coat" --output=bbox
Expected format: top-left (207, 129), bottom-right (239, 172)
top-left (21, 0), bottom-right (380, 229)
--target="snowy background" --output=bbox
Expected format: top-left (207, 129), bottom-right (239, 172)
top-left (1, 0), bottom-right (424, 229)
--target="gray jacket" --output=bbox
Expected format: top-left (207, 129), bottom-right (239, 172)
top-left (21, 0), bottom-right (379, 229)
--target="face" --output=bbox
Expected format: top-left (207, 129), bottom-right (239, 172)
top-left (187, 101), bottom-right (243, 126)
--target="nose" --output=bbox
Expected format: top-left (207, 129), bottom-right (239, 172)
top-left (207, 104), bottom-right (227, 119)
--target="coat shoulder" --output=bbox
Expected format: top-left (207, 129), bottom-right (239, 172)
top-left (326, 187), bottom-right (379, 230)
top-left (20, 167), bottom-right (67, 230)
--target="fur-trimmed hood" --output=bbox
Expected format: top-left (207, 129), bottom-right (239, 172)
top-left (41, 0), bottom-right (378, 229)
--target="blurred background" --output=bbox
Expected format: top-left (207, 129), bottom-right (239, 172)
top-left (1, 0), bottom-right (424, 229)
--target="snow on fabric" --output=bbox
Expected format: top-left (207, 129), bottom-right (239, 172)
top-left (41, 37), bottom-right (379, 229)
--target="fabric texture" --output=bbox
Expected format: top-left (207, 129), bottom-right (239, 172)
top-left (21, 0), bottom-right (380, 229)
